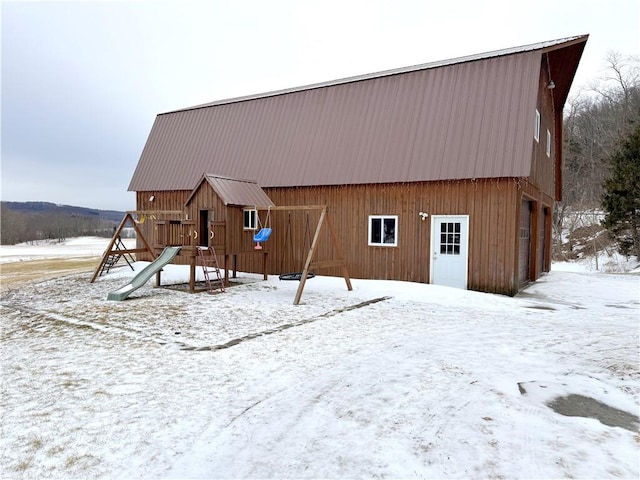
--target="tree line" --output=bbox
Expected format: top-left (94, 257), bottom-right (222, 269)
top-left (557, 52), bottom-right (640, 261)
top-left (0, 203), bottom-right (119, 245)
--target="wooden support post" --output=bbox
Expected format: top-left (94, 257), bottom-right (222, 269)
top-left (232, 254), bottom-right (237, 278)
top-left (189, 255), bottom-right (196, 293)
top-left (325, 210), bottom-right (353, 292)
top-left (294, 208), bottom-right (326, 305)
top-left (263, 252), bottom-right (268, 281)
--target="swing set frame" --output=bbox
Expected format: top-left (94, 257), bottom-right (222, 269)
top-left (278, 211), bottom-right (315, 281)
top-left (253, 205), bottom-right (352, 304)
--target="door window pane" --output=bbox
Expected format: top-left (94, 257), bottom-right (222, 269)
top-left (440, 221), bottom-right (461, 255)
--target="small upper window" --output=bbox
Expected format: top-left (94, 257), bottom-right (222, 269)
top-left (546, 129), bottom-right (551, 156)
top-left (369, 215), bottom-right (398, 247)
top-left (243, 208), bottom-right (257, 230)
top-left (534, 110), bottom-right (541, 142)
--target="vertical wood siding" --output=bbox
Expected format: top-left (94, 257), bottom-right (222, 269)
top-left (529, 56), bottom-right (557, 197)
top-left (261, 179), bottom-right (521, 295)
top-left (135, 190), bottom-right (189, 257)
top-left (137, 178), bottom-right (551, 295)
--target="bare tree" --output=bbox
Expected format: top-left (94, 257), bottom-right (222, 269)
top-left (555, 51), bottom-right (640, 259)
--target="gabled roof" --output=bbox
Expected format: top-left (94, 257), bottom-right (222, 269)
top-left (185, 174), bottom-right (274, 207)
top-left (129, 35), bottom-right (588, 192)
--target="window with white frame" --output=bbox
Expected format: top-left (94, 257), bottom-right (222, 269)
top-left (368, 215), bottom-right (398, 246)
top-left (243, 208), bottom-right (257, 230)
top-left (534, 109), bottom-right (540, 142)
top-left (546, 129), bottom-right (551, 156)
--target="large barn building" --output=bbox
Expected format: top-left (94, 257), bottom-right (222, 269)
top-left (127, 35), bottom-right (588, 296)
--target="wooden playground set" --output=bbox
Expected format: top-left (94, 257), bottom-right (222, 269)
top-left (91, 205), bottom-right (352, 305)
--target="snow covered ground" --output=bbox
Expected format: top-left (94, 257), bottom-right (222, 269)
top-left (1, 237), bottom-right (638, 479)
top-left (0, 237), bottom-right (125, 264)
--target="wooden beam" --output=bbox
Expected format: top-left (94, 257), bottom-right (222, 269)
top-left (126, 210), bottom-right (183, 215)
top-left (110, 248), bottom-right (150, 254)
top-left (310, 259), bottom-right (348, 269)
top-left (253, 205), bottom-right (327, 212)
top-left (324, 210), bottom-right (353, 292)
top-left (294, 207), bottom-right (326, 305)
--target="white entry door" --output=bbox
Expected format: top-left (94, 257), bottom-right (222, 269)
top-left (430, 215), bottom-right (469, 289)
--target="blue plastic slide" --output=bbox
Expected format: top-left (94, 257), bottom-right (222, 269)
top-left (107, 246), bottom-right (181, 301)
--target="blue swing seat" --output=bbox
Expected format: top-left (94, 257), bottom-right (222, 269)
top-left (253, 228), bottom-right (272, 242)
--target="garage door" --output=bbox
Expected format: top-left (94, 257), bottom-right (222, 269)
top-left (538, 207), bottom-right (548, 275)
top-left (519, 200), bottom-right (532, 287)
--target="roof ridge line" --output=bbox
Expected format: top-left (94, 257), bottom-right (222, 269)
top-left (161, 34), bottom-right (588, 115)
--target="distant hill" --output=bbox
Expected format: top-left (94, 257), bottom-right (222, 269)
top-left (1, 201), bottom-right (127, 245)
top-left (2, 201), bottom-right (125, 222)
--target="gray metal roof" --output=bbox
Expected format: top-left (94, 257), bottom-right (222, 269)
top-left (185, 174), bottom-right (274, 207)
top-left (129, 35), bottom-right (588, 192)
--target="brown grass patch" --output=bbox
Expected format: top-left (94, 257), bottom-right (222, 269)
top-left (0, 257), bottom-right (100, 290)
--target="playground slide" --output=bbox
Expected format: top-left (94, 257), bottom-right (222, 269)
top-left (107, 246), bottom-right (181, 301)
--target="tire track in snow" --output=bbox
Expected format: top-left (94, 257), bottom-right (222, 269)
top-left (0, 302), bottom-right (166, 344)
top-left (179, 296), bottom-right (392, 351)
top-left (1, 296), bottom-right (392, 352)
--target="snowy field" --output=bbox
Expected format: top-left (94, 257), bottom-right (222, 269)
top-left (1, 237), bottom-right (639, 479)
top-left (0, 237), bottom-right (120, 263)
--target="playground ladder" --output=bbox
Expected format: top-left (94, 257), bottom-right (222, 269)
top-left (100, 236), bottom-right (135, 276)
top-left (197, 246), bottom-right (225, 294)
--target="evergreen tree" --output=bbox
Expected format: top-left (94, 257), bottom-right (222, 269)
top-left (602, 126), bottom-right (640, 258)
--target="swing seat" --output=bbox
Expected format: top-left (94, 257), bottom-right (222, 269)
top-left (253, 228), bottom-right (272, 243)
top-left (279, 271), bottom-right (316, 281)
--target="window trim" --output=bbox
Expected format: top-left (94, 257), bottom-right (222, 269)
top-left (368, 215), bottom-right (398, 247)
top-left (243, 208), bottom-right (257, 230)
top-left (546, 129), bottom-right (551, 157)
top-left (534, 109), bottom-right (541, 142)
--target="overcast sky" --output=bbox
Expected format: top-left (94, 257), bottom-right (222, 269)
top-left (2, 0), bottom-right (639, 211)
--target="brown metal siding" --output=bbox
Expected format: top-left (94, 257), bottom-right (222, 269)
top-left (141, 179), bottom-right (524, 295)
top-left (129, 53), bottom-right (541, 192)
top-left (182, 36), bottom-right (585, 113)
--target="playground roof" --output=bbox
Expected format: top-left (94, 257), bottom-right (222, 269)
top-left (185, 174), bottom-right (275, 207)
